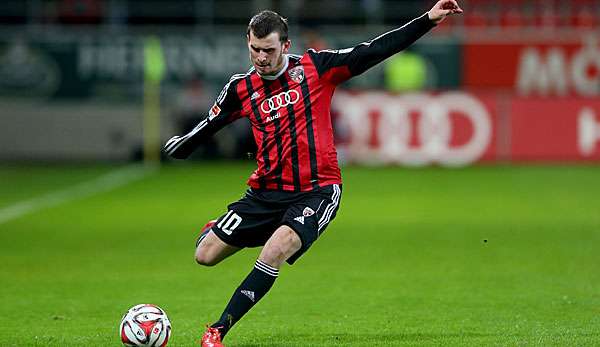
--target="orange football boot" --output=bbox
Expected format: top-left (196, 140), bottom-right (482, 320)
top-left (201, 326), bottom-right (224, 347)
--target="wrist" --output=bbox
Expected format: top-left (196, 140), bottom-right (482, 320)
top-left (426, 11), bottom-right (439, 25)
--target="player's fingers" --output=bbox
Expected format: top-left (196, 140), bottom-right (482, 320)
top-left (441, 0), bottom-right (462, 11)
top-left (441, 1), bottom-right (463, 15)
top-left (449, 0), bottom-right (463, 12)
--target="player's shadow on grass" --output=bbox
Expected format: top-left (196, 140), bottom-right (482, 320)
top-left (233, 331), bottom-right (497, 346)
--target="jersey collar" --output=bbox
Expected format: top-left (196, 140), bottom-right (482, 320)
top-left (258, 55), bottom-right (289, 80)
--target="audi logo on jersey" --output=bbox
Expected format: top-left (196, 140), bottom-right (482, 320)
top-left (260, 90), bottom-right (300, 113)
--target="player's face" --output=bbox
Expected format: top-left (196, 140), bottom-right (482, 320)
top-left (247, 31), bottom-right (291, 76)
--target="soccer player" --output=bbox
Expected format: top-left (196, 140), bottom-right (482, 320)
top-left (163, 1), bottom-right (462, 346)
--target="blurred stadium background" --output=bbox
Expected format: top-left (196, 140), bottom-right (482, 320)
top-left (1, 1), bottom-right (600, 346)
top-left (1, 0), bottom-right (599, 164)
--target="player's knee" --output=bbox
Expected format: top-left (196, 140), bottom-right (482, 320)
top-left (194, 248), bottom-right (219, 267)
top-left (260, 228), bottom-right (302, 266)
top-left (281, 227), bottom-right (302, 251)
top-left (260, 245), bottom-right (284, 265)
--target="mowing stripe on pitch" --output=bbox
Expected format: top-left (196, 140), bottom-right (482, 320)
top-left (0, 164), bottom-right (153, 225)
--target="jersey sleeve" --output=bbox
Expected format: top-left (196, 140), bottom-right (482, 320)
top-left (163, 77), bottom-right (243, 159)
top-left (307, 13), bottom-right (435, 84)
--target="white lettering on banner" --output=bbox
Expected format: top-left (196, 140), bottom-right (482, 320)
top-left (78, 36), bottom-right (247, 80)
top-left (516, 36), bottom-right (600, 96)
top-left (517, 48), bottom-right (568, 96)
top-left (333, 92), bottom-right (492, 167)
top-left (578, 107), bottom-right (600, 156)
top-left (571, 37), bottom-right (600, 96)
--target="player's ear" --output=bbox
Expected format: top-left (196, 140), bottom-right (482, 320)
top-left (282, 40), bottom-right (291, 53)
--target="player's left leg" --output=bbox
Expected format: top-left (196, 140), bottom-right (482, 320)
top-left (204, 225), bottom-right (300, 343)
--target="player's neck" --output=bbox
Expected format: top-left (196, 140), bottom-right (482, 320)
top-left (259, 55), bottom-right (289, 80)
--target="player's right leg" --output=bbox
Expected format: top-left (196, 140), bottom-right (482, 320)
top-left (195, 223), bottom-right (241, 266)
top-left (206, 185), bottom-right (342, 342)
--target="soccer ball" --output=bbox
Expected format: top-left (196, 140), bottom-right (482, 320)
top-left (119, 304), bottom-right (171, 346)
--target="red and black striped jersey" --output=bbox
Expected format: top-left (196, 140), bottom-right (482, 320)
top-left (165, 13), bottom-right (435, 192)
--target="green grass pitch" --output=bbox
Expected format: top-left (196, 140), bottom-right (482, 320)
top-left (1, 163), bottom-right (599, 346)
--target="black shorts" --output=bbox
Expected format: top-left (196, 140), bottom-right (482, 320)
top-left (211, 184), bottom-right (342, 264)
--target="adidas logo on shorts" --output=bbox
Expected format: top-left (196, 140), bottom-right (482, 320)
top-left (294, 207), bottom-right (315, 225)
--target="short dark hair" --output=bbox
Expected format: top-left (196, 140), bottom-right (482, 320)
top-left (247, 10), bottom-right (288, 42)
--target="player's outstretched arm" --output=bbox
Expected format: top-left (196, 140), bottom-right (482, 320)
top-left (163, 77), bottom-right (244, 159)
top-left (163, 121), bottom-right (211, 159)
top-left (308, 1), bottom-right (462, 83)
top-left (428, 0), bottom-right (463, 24)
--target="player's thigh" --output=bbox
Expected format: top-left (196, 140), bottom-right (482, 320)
top-left (259, 225), bottom-right (302, 268)
top-left (211, 191), bottom-right (284, 249)
top-left (282, 184), bottom-right (342, 264)
top-left (195, 231), bottom-right (240, 266)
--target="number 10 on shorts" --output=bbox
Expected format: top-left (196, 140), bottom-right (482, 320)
top-left (217, 210), bottom-right (242, 235)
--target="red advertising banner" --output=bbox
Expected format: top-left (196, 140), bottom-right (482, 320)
top-left (510, 98), bottom-right (600, 161)
top-left (463, 36), bottom-right (600, 97)
top-left (331, 91), bottom-right (499, 166)
top-left (332, 91), bottom-right (600, 165)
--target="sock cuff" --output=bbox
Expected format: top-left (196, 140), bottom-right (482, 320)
top-left (254, 260), bottom-right (279, 277)
top-left (196, 232), bottom-right (208, 247)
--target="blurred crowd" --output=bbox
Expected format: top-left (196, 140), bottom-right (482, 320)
top-left (2, 0), bottom-right (597, 29)
top-left (1, 0), bottom-right (598, 162)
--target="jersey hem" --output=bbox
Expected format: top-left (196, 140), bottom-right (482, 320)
top-left (247, 179), bottom-right (342, 192)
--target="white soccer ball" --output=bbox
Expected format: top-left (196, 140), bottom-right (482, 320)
top-left (119, 304), bottom-right (172, 347)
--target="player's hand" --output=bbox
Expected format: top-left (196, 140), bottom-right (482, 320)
top-left (428, 0), bottom-right (463, 24)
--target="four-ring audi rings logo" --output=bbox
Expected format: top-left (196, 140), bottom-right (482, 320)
top-left (260, 90), bottom-right (300, 113)
top-left (332, 92), bottom-right (493, 167)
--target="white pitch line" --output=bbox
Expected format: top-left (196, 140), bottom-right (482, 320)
top-left (0, 164), bottom-right (155, 225)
